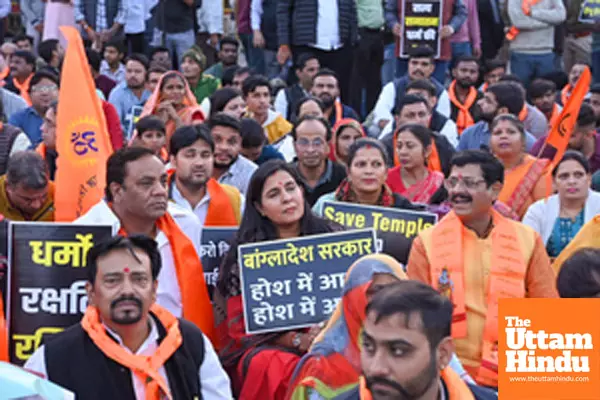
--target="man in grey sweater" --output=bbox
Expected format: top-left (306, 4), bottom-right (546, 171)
top-left (507, 0), bottom-right (566, 88)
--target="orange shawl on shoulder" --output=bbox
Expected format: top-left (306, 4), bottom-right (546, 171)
top-left (498, 155), bottom-right (549, 219)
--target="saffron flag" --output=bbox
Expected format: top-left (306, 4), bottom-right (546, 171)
top-left (55, 27), bottom-right (112, 221)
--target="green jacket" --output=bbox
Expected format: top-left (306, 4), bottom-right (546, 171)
top-left (191, 74), bottom-right (221, 104)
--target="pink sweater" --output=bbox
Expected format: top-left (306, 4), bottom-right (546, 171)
top-left (450, 0), bottom-right (481, 49)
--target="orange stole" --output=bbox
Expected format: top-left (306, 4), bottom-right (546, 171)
top-left (548, 103), bottom-right (560, 128)
top-left (448, 81), bottom-right (478, 135)
top-left (518, 104), bottom-right (528, 122)
top-left (498, 155), bottom-right (548, 217)
top-left (429, 210), bottom-right (527, 386)
top-left (393, 128), bottom-right (442, 172)
top-left (561, 85), bottom-right (571, 106)
top-left (119, 212), bottom-right (217, 345)
top-left (0, 291), bottom-right (7, 362)
top-left (13, 74), bottom-right (33, 105)
top-left (205, 178), bottom-right (238, 226)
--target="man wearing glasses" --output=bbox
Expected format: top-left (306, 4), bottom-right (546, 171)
top-left (291, 115), bottom-right (346, 206)
top-left (407, 150), bottom-right (557, 390)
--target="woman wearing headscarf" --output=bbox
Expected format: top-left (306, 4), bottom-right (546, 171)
top-left (329, 118), bottom-right (366, 167)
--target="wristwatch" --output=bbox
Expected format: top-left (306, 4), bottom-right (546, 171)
top-left (292, 333), bottom-right (302, 348)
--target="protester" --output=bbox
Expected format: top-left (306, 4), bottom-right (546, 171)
top-left (557, 248), bottom-right (600, 298)
top-left (37, 39), bottom-right (63, 76)
top-left (240, 117), bottom-right (285, 165)
top-left (0, 151), bottom-right (54, 221)
top-left (24, 235), bottom-right (233, 399)
top-left (311, 69), bottom-right (359, 128)
top-left (74, 0), bottom-right (125, 49)
top-left (208, 112), bottom-right (258, 195)
top-left (86, 48), bottom-right (116, 99)
top-left (0, 99), bottom-right (30, 175)
top-left (205, 36), bottom-right (240, 80)
top-left (560, 62), bottom-right (588, 106)
top-left (208, 87), bottom-right (246, 119)
top-left (274, 53), bottom-right (320, 121)
top-left (408, 150), bottom-right (558, 387)
top-left (498, 75), bottom-right (549, 139)
top-left (386, 124), bottom-right (445, 204)
top-left (448, 56), bottom-right (483, 135)
top-left (129, 116), bottom-right (167, 161)
top-left (149, 46), bottom-right (173, 71)
top-left (100, 40), bottom-right (126, 85)
top-left (215, 160), bottom-right (339, 399)
top-left (181, 49), bottom-right (221, 104)
top-left (524, 151), bottom-right (600, 258)
top-left (294, 96), bottom-right (325, 121)
top-left (146, 65), bottom-right (166, 94)
top-left (489, 114), bottom-right (549, 219)
top-left (528, 79), bottom-right (562, 129)
top-left (36, 101), bottom-right (58, 179)
top-left (5, 50), bottom-right (36, 104)
top-left (168, 123), bottom-right (244, 225)
top-left (330, 118), bottom-right (365, 167)
top-left (480, 60), bottom-right (506, 92)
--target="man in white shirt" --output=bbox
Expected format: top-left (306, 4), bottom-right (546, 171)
top-left (25, 234), bottom-right (232, 399)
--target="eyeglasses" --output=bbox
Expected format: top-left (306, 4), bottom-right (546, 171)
top-left (296, 137), bottom-right (325, 149)
top-left (31, 85), bottom-right (58, 94)
top-left (444, 177), bottom-right (487, 190)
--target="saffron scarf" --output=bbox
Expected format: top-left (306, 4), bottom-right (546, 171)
top-left (392, 127), bottom-right (442, 172)
top-left (518, 104), bottom-right (528, 122)
top-left (498, 155), bottom-right (549, 218)
top-left (561, 84), bottom-right (572, 106)
top-left (118, 212), bottom-right (216, 344)
top-left (429, 210), bottom-right (527, 386)
top-left (448, 80), bottom-right (478, 135)
top-left (0, 290), bottom-right (6, 362)
top-left (506, 0), bottom-right (542, 40)
top-left (329, 118), bottom-right (365, 164)
top-left (13, 74), bottom-right (33, 105)
top-left (81, 304), bottom-right (182, 400)
top-left (548, 103), bottom-right (561, 128)
top-left (358, 368), bottom-right (475, 400)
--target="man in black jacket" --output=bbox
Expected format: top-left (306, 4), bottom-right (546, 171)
top-left (24, 235), bottom-right (233, 399)
top-left (276, 0), bottom-right (357, 103)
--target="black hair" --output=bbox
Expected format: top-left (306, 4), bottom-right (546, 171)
top-left (169, 123), bottom-right (214, 156)
top-left (312, 68), bottom-right (339, 85)
top-left (295, 53), bottom-right (318, 71)
top-left (590, 83), bottom-right (600, 95)
top-left (406, 79), bottom-right (437, 98)
top-left (135, 115), bottom-right (165, 136)
top-left (347, 137), bottom-right (390, 167)
top-left (86, 235), bottom-right (162, 284)
top-left (234, 66), bottom-right (255, 78)
top-left (208, 112), bottom-right (242, 133)
top-left (452, 55), bottom-right (480, 70)
top-left (6, 151), bottom-right (49, 189)
top-left (557, 248), bottom-right (600, 298)
top-left (220, 36), bottom-right (239, 48)
top-left (105, 147), bottom-right (157, 201)
top-left (159, 71), bottom-right (185, 91)
top-left (209, 87), bottom-right (243, 117)
top-left (12, 50), bottom-right (36, 66)
top-left (450, 150), bottom-right (505, 186)
top-left (293, 96), bottom-right (325, 120)
top-left (240, 117), bottom-right (266, 148)
top-left (103, 39), bottom-right (126, 55)
top-left (13, 34), bottom-right (34, 45)
top-left (483, 59), bottom-right (506, 74)
top-left (125, 53), bottom-right (150, 72)
top-left (528, 79), bottom-right (557, 101)
top-left (85, 48), bottom-right (102, 72)
top-left (408, 45), bottom-right (435, 61)
top-left (498, 74), bottom-right (524, 86)
top-left (552, 150), bottom-right (591, 177)
top-left (366, 280), bottom-right (453, 349)
top-left (291, 114), bottom-right (332, 141)
top-left (242, 74), bottom-right (271, 97)
top-left (577, 102), bottom-right (596, 127)
top-left (217, 160), bottom-right (338, 296)
top-left (149, 46), bottom-right (170, 59)
top-left (396, 123), bottom-right (433, 148)
top-left (37, 39), bottom-right (60, 64)
top-left (487, 82), bottom-right (525, 116)
top-left (395, 93), bottom-right (430, 116)
top-left (222, 66), bottom-right (238, 86)
top-left (148, 65), bottom-right (167, 75)
top-left (489, 114), bottom-right (525, 140)
top-left (28, 70), bottom-right (60, 93)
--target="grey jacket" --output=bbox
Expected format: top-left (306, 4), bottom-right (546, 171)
top-left (507, 0), bottom-right (566, 53)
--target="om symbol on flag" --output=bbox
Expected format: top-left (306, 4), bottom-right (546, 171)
top-left (71, 131), bottom-right (99, 156)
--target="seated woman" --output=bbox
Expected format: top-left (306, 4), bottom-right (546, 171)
top-left (215, 160), bottom-right (340, 400)
top-left (287, 254), bottom-right (475, 400)
top-left (140, 71), bottom-right (205, 149)
top-left (523, 151), bottom-right (600, 259)
top-left (330, 118), bottom-right (365, 168)
top-left (129, 115), bottom-right (168, 162)
top-left (386, 124), bottom-right (444, 204)
top-left (489, 114), bottom-right (549, 219)
top-left (209, 87), bottom-right (246, 119)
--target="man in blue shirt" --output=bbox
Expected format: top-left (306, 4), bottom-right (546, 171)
top-left (108, 53), bottom-right (151, 133)
top-left (8, 70), bottom-right (59, 147)
top-left (458, 82), bottom-right (536, 152)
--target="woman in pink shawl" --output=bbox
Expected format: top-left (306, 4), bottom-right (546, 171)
top-left (139, 71), bottom-right (205, 150)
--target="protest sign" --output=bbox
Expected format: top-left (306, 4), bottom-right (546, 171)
top-left (239, 229), bottom-right (377, 334)
top-left (200, 227), bottom-right (237, 300)
top-left (400, 0), bottom-right (442, 58)
top-left (125, 105), bottom-right (144, 141)
top-left (579, 0), bottom-right (600, 22)
top-left (7, 223), bottom-right (112, 365)
top-left (321, 201), bottom-right (437, 263)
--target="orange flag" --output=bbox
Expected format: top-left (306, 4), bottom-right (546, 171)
top-left (0, 292), bottom-right (7, 362)
top-left (55, 27), bottom-right (112, 221)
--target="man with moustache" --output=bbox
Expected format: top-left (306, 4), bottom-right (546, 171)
top-left (479, 60), bottom-right (506, 92)
top-left (407, 150), bottom-right (557, 388)
top-left (209, 112), bottom-right (258, 195)
top-left (108, 54), bottom-right (151, 131)
top-left (372, 46), bottom-right (452, 135)
top-left (447, 56), bottom-right (483, 135)
top-left (274, 53), bottom-right (320, 121)
top-left (168, 124), bottom-right (244, 225)
top-left (75, 148), bottom-right (218, 342)
top-left (310, 68), bottom-right (359, 128)
top-left (356, 281), bottom-right (497, 400)
top-left (25, 235), bottom-right (233, 399)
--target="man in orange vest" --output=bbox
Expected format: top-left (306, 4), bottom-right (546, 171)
top-left (357, 281), bottom-right (497, 400)
top-left (407, 150), bottom-right (557, 388)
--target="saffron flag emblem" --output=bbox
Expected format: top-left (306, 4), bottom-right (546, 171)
top-left (54, 27), bottom-right (112, 221)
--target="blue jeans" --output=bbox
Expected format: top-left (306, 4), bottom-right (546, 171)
top-left (451, 42), bottom-right (472, 67)
top-left (240, 33), bottom-right (266, 75)
top-left (381, 43), bottom-right (397, 85)
top-left (395, 58), bottom-right (449, 84)
top-left (152, 29), bottom-right (196, 67)
top-left (510, 52), bottom-right (556, 88)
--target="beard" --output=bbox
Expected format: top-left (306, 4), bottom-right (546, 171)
top-left (214, 155), bottom-right (237, 170)
top-left (319, 94), bottom-right (335, 109)
top-left (365, 350), bottom-right (439, 400)
top-left (179, 172), bottom-right (209, 191)
top-left (456, 78), bottom-right (475, 89)
top-left (110, 295), bottom-right (143, 325)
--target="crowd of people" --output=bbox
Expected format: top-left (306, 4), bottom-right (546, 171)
top-left (0, 0), bottom-right (599, 399)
